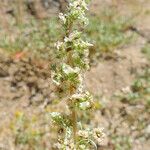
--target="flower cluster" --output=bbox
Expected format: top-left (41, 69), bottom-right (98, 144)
top-left (54, 128), bottom-right (105, 150)
top-left (59, 0), bottom-right (89, 27)
top-left (78, 128), bottom-right (105, 146)
top-left (52, 0), bottom-right (93, 109)
top-left (51, 0), bottom-right (104, 149)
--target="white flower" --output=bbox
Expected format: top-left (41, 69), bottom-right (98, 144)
top-left (69, 31), bottom-right (81, 40)
top-left (71, 91), bottom-right (91, 100)
top-left (50, 112), bottom-right (61, 118)
top-left (79, 101), bottom-right (91, 110)
top-left (64, 37), bottom-right (70, 42)
top-left (64, 31), bottom-right (80, 42)
top-left (62, 64), bottom-right (80, 75)
top-left (78, 130), bottom-right (89, 138)
top-left (71, 93), bottom-right (83, 99)
top-left (86, 42), bottom-right (93, 47)
top-left (55, 41), bottom-right (63, 50)
top-left (59, 13), bottom-right (66, 24)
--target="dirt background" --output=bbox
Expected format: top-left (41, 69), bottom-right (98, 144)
top-left (0, 0), bottom-right (150, 150)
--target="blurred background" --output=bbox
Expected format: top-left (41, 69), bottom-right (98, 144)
top-left (0, 0), bottom-right (150, 149)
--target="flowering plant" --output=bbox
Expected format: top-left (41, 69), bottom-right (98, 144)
top-left (51, 0), bottom-right (104, 149)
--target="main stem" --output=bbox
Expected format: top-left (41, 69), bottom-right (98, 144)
top-left (72, 108), bottom-right (77, 149)
top-left (67, 48), bottom-right (77, 149)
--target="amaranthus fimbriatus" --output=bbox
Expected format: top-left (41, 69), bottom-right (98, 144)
top-left (51, 0), bottom-right (104, 149)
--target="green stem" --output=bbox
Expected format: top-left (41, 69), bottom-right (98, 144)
top-left (67, 51), bottom-right (77, 149)
top-left (72, 108), bottom-right (77, 149)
